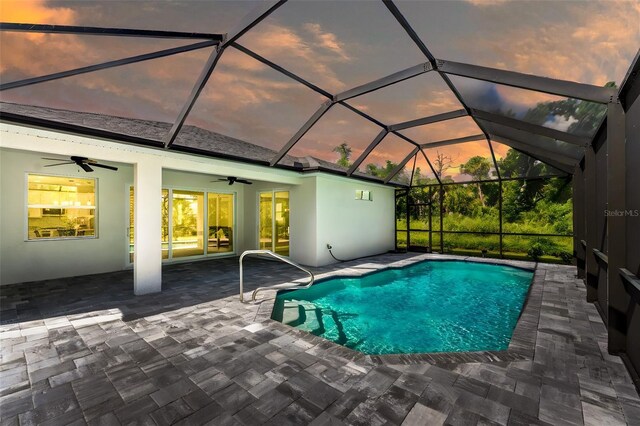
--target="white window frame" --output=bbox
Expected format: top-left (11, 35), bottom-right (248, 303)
top-left (25, 172), bottom-right (98, 242)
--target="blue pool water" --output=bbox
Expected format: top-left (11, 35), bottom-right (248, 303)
top-left (272, 260), bottom-right (533, 354)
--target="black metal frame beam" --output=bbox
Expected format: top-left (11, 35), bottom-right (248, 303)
top-left (163, 0), bottom-right (287, 148)
top-left (606, 100), bottom-right (627, 353)
top-left (418, 147), bottom-right (442, 185)
top-left (470, 109), bottom-right (591, 147)
top-left (384, 147), bottom-right (419, 183)
top-left (437, 59), bottom-right (616, 104)
top-left (382, 1), bottom-right (436, 65)
top-left (270, 101), bottom-right (333, 166)
top-left (388, 109), bottom-right (467, 132)
top-left (420, 134), bottom-right (485, 149)
top-left (335, 62), bottom-right (432, 102)
top-left (486, 123), bottom-right (584, 161)
top-left (0, 22), bottom-right (225, 40)
top-left (347, 129), bottom-right (389, 175)
top-left (583, 144), bottom-right (599, 302)
top-left (490, 135), bottom-right (576, 172)
top-left (408, 173), bottom-right (568, 188)
top-left (2, 0), bottom-right (619, 192)
top-left (231, 43), bottom-right (333, 99)
top-left (1, 40), bottom-right (217, 91)
top-left (381, 0), bottom-right (506, 186)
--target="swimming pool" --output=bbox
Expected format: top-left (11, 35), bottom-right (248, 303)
top-left (271, 260), bottom-right (533, 355)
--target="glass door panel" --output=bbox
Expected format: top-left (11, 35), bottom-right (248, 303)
top-left (259, 192), bottom-right (273, 250)
top-left (274, 192), bottom-right (290, 256)
top-left (129, 187), bottom-right (134, 263)
top-left (208, 193), bottom-right (234, 254)
top-left (128, 187), bottom-right (171, 261)
top-left (259, 191), bottom-right (290, 256)
top-left (171, 190), bottom-right (204, 258)
top-left (162, 189), bottom-right (170, 259)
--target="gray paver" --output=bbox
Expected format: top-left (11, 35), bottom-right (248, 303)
top-left (0, 255), bottom-right (638, 425)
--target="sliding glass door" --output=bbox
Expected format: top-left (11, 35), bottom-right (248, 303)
top-left (259, 191), bottom-right (289, 256)
top-left (128, 187), bottom-right (234, 263)
top-left (172, 190), bottom-right (204, 258)
top-left (208, 193), bottom-right (234, 253)
top-left (259, 192), bottom-right (273, 251)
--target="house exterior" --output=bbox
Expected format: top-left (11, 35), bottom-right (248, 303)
top-left (0, 104), bottom-right (396, 292)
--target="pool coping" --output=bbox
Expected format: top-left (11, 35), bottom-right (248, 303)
top-left (251, 253), bottom-right (542, 365)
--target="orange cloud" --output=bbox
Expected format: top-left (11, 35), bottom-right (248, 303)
top-left (289, 104), bottom-right (383, 162)
top-left (465, 0), bottom-right (508, 6)
top-left (471, 1), bottom-right (639, 85)
top-left (239, 22), bottom-right (348, 92)
top-left (303, 22), bottom-right (350, 61)
top-left (0, 0), bottom-right (76, 27)
top-left (402, 116), bottom-right (482, 144)
top-left (0, 0), bottom-right (82, 75)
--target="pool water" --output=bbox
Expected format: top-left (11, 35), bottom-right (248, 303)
top-left (272, 260), bottom-right (533, 355)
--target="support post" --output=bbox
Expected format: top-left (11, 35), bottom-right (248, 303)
top-left (499, 180), bottom-right (503, 258)
top-left (428, 186), bottom-right (433, 251)
top-left (606, 100), bottom-right (627, 354)
top-left (573, 162), bottom-right (586, 278)
top-left (134, 159), bottom-right (163, 295)
top-left (439, 185), bottom-right (444, 253)
top-left (584, 143), bottom-right (599, 303)
top-left (406, 189), bottom-right (411, 250)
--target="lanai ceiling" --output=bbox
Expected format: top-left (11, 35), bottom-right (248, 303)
top-left (1, 0), bottom-right (638, 186)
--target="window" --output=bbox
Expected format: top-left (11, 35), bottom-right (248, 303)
top-left (27, 174), bottom-right (96, 240)
top-left (355, 190), bottom-right (372, 201)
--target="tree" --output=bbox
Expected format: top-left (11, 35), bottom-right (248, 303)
top-left (460, 156), bottom-right (491, 206)
top-left (333, 142), bottom-right (352, 168)
top-left (432, 151), bottom-right (454, 179)
top-left (365, 160), bottom-right (397, 179)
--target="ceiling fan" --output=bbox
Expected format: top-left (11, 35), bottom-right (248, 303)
top-left (214, 176), bottom-right (252, 185)
top-left (42, 156), bottom-right (118, 172)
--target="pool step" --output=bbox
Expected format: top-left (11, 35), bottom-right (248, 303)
top-left (281, 300), bottom-right (324, 334)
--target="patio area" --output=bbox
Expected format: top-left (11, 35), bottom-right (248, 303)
top-left (1, 253), bottom-right (639, 425)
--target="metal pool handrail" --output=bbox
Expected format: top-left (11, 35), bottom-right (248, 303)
top-left (239, 249), bottom-right (315, 302)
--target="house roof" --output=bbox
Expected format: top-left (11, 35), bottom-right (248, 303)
top-left (0, 101), bottom-right (354, 179)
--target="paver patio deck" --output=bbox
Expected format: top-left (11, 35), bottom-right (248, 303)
top-left (1, 253), bottom-right (639, 425)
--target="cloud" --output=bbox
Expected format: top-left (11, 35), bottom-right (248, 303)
top-left (465, 0), bottom-right (509, 6)
top-left (303, 23), bottom-right (350, 61)
top-left (544, 115), bottom-right (578, 132)
top-left (0, 0), bottom-right (76, 28)
top-left (402, 117), bottom-right (482, 145)
top-left (0, 0), bottom-right (82, 75)
top-left (239, 22), bottom-right (347, 91)
top-left (468, 1), bottom-right (639, 85)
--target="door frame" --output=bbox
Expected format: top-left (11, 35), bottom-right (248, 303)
top-left (257, 189), bottom-right (289, 255)
top-left (126, 184), bottom-right (237, 267)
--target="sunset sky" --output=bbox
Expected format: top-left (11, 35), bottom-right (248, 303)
top-left (1, 0), bottom-right (638, 179)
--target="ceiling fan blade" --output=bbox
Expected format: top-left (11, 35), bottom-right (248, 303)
top-left (92, 163), bottom-right (118, 171)
top-left (236, 179), bottom-right (253, 185)
top-left (43, 162), bottom-right (75, 167)
top-left (79, 163), bottom-right (94, 172)
top-left (42, 157), bottom-right (67, 161)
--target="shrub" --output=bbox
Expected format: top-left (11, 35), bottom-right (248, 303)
top-left (527, 242), bottom-right (544, 261)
